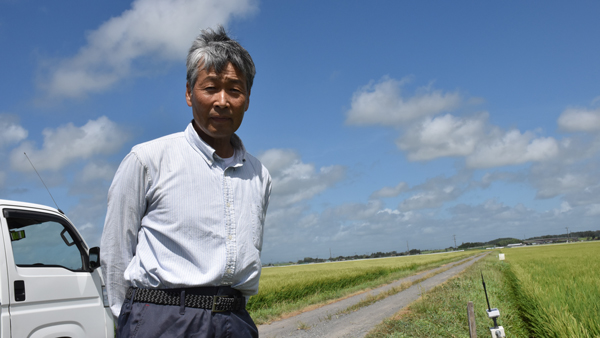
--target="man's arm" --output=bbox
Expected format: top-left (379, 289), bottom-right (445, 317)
top-left (264, 172), bottom-right (272, 223)
top-left (100, 152), bottom-right (148, 318)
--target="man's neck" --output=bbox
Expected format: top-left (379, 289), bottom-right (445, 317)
top-left (192, 121), bottom-right (234, 158)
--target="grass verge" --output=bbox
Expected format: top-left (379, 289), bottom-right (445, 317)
top-left (365, 253), bottom-right (529, 338)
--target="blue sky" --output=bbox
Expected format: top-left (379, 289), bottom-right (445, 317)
top-left (1, 0), bottom-right (599, 263)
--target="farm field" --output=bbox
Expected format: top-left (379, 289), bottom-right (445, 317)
top-left (504, 242), bottom-right (600, 337)
top-left (367, 241), bottom-right (600, 338)
top-left (248, 250), bottom-right (478, 324)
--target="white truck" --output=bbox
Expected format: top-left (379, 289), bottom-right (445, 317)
top-left (0, 199), bottom-right (114, 337)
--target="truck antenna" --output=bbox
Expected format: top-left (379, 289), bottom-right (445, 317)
top-left (24, 152), bottom-right (64, 214)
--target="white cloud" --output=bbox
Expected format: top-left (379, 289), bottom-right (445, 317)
top-left (401, 191), bottom-right (448, 211)
top-left (327, 200), bottom-right (385, 221)
top-left (449, 200), bottom-right (534, 226)
top-left (10, 116), bottom-right (129, 172)
top-left (466, 129), bottom-right (559, 168)
top-left (345, 77), bottom-right (462, 126)
top-left (526, 153), bottom-right (600, 207)
top-left (257, 148), bottom-right (299, 174)
top-left (258, 149), bottom-right (345, 207)
top-left (39, 0), bottom-right (257, 99)
top-left (397, 113), bottom-right (486, 161)
top-left (399, 173), bottom-right (472, 211)
top-left (400, 186), bottom-right (461, 211)
top-left (534, 172), bottom-right (594, 199)
top-left (396, 112), bottom-right (559, 168)
top-left (479, 171), bottom-right (526, 189)
top-left (0, 114), bottom-right (27, 148)
top-left (586, 204), bottom-right (600, 216)
top-left (567, 184), bottom-right (600, 207)
top-left (554, 202), bottom-right (572, 215)
top-left (345, 78), bottom-right (562, 168)
top-left (371, 182), bottom-right (409, 199)
top-left (377, 208), bottom-right (401, 215)
top-left (558, 107), bottom-right (600, 132)
top-left (78, 162), bottom-right (118, 182)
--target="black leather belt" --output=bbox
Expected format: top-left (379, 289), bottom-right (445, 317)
top-left (125, 287), bottom-right (245, 312)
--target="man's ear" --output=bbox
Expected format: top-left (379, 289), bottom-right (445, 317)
top-left (186, 82), bottom-right (193, 107)
top-left (245, 90), bottom-right (251, 111)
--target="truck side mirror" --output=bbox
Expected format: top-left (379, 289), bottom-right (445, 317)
top-left (88, 247), bottom-right (101, 271)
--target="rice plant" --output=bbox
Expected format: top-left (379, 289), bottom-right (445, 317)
top-left (503, 242), bottom-right (600, 337)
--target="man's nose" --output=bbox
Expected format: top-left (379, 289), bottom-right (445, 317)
top-left (215, 91), bottom-right (229, 108)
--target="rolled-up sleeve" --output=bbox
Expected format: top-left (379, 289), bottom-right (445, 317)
top-left (100, 152), bottom-right (149, 318)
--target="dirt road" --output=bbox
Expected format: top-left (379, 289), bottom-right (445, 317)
top-left (258, 254), bottom-right (486, 338)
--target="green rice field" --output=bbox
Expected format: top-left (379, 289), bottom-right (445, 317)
top-left (503, 242), bottom-right (600, 337)
top-left (248, 250), bottom-right (477, 324)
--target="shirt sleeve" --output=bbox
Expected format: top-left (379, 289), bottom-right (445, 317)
top-left (100, 151), bottom-right (149, 318)
top-left (264, 171), bottom-right (272, 220)
top-left (260, 168), bottom-right (272, 254)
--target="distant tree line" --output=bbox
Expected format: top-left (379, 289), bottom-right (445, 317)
top-left (295, 249), bottom-right (422, 265)
top-left (528, 230), bottom-right (600, 240)
top-left (458, 237), bottom-right (522, 249)
top-left (456, 231), bottom-right (600, 250)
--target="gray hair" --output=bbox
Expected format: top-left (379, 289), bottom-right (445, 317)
top-left (186, 26), bottom-right (255, 93)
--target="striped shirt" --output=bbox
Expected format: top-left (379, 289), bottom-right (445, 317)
top-left (100, 123), bottom-right (271, 318)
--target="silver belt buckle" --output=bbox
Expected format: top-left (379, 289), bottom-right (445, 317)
top-left (212, 295), bottom-right (228, 312)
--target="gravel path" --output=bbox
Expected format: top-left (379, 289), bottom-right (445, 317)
top-left (258, 253), bottom-right (487, 338)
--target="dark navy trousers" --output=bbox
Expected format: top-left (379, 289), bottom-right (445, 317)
top-left (116, 288), bottom-right (259, 338)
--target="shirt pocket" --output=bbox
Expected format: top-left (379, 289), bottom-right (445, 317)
top-left (251, 204), bottom-right (265, 251)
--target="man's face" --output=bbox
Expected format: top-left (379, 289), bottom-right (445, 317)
top-left (186, 62), bottom-right (250, 145)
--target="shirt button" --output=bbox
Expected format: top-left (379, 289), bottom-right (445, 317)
top-left (227, 203), bottom-right (231, 208)
top-left (228, 235), bottom-right (232, 240)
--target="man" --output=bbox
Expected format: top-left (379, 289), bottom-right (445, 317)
top-left (101, 26), bottom-right (271, 337)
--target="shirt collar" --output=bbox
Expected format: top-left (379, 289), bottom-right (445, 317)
top-left (184, 122), bottom-right (247, 167)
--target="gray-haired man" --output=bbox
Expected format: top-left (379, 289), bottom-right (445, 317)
top-left (101, 26), bottom-right (271, 337)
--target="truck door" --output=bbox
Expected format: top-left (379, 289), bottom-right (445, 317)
top-left (1, 208), bottom-right (107, 338)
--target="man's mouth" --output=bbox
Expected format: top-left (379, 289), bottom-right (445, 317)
top-left (210, 117), bottom-right (231, 123)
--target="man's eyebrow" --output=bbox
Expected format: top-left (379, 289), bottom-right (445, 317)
top-left (202, 76), bottom-right (245, 85)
